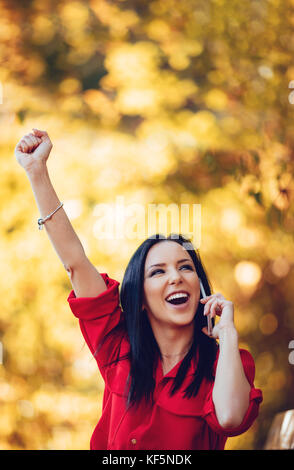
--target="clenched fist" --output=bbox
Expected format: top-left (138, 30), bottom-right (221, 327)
top-left (15, 128), bottom-right (53, 174)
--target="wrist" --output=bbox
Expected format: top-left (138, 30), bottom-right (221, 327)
top-left (26, 162), bottom-right (48, 181)
top-left (218, 324), bottom-right (238, 342)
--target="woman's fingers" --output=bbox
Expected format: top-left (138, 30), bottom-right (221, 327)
top-left (32, 128), bottom-right (53, 149)
top-left (18, 142), bottom-right (26, 152)
top-left (20, 133), bottom-right (42, 153)
top-left (202, 297), bottom-right (217, 315)
top-left (20, 136), bottom-right (34, 152)
top-left (32, 128), bottom-right (49, 139)
top-left (29, 134), bottom-right (40, 147)
top-left (202, 296), bottom-right (223, 318)
top-left (24, 134), bottom-right (38, 148)
top-left (15, 142), bottom-right (24, 153)
top-left (21, 140), bottom-right (30, 152)
top-left (204, 300), bottom-right (217, 318)
top-left (210, 300), bottom-right (222, 318)
top-left (32, 128), bottom-right (45, 135)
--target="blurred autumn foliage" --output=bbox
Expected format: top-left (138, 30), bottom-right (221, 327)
top-left (0, 0), bottom-right (294, 450)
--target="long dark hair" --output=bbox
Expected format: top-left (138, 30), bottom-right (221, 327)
top-left (96, 234), bottom-right (218, 410)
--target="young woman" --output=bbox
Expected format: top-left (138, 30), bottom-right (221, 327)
top-left (15, 129), bottom-right (263, 450)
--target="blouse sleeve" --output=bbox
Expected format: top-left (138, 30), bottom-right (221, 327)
top-left (202, 348), bottom-right (263, 437)
top-left (67, 273), bottom-right (125, 380)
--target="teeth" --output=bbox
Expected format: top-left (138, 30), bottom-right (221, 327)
top-left (166, 293), bottom-right (188, 301)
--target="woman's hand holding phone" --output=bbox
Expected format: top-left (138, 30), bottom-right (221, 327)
top-left (200, 293), bottom-right (235, 339)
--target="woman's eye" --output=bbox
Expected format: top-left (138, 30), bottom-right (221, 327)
top-left (150, 265), bottom-right (193, 276)
top-left (150, 269), bottom-right (164, 276)
top-left (180, 264), bottom-right (193, 270)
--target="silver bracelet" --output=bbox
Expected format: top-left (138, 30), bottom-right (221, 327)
top-left (38, 202), bottom-right (64, 230)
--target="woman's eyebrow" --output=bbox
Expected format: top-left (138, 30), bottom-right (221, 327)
top-left (146, 258), bottom-right (192, 272)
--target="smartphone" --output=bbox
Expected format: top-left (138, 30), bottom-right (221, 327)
top-left (200, 280), bottom-right (212, 336)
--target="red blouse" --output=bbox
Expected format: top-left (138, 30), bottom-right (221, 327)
top-left (67, 273), bottom-right (263, 450)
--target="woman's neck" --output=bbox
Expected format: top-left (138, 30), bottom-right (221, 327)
top-left (153, 325), bottom-right (194, 358)
top-left (161, 339), bottom-right (193, 357)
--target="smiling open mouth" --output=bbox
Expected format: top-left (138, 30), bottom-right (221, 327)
top-left (166, 293), bottom-right (189, 305)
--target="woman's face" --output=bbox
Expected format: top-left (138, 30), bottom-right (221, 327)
top-left (143, 241), bottom-right (200, 330)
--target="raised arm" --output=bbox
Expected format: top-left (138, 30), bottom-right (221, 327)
top-left (14, 128), bottom-right (106, 298)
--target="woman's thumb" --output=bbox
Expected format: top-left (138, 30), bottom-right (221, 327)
top-left (32, 128), bottom-right (48, 137)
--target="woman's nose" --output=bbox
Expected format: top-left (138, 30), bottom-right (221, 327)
top-left (168, 270), bottom-right (182, 284)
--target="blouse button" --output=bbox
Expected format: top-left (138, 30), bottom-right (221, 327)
top-left (131, 438), bottom-right (137, 445)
